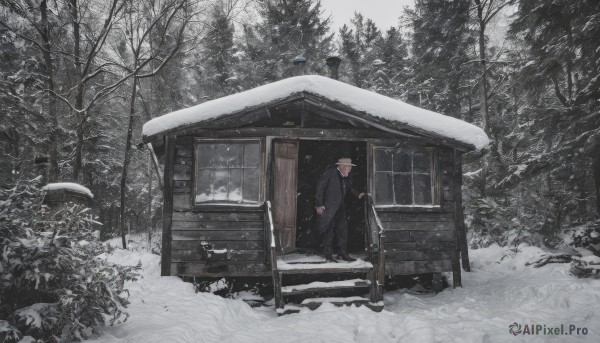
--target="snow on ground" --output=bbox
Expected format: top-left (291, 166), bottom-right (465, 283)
top-left (89, 239), bottom-right (599, 343)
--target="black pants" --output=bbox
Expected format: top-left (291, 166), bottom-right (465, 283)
top-left (320, 207), bottom-right (348, 258)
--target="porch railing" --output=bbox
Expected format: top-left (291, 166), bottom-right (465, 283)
top-left (363, 194), bottom-right (385, 302)
top-left (265, 201), bottom-right (284, 309)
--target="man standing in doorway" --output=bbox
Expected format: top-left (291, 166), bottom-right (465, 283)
top-left (315, 158), bottom-right (365, 262)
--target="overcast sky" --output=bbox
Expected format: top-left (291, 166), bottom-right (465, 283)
top-left (319, 0), bottom-right (414, 33)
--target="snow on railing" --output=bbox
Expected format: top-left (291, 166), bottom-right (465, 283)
top-left (266, 201), bottom-right (276, 248)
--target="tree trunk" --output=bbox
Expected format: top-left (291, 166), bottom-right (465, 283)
top-left (70, 0), bottom-right (85, 182)
top-left (40, 0), bottom-right (59, 182)
top-left (119, 77), bottom-right (138, 249)
top-left (475, 0), bottom-right (490, 198)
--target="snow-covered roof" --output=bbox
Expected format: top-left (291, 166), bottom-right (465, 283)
top-left (142, 75), bottom-right (489, 152)
top-left (42, 182), bottom-right (94, 199)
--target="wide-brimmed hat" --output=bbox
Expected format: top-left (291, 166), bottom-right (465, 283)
top-left (336, 158), bottom-right (356, 166)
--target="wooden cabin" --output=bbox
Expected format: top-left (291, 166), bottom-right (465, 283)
top-left (142, 75), bottom-right (488, 313)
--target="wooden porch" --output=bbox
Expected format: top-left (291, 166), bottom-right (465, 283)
top-left (266, 196), bottom-right (386, 315)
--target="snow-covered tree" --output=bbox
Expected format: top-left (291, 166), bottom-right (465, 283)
top-left (242, 0), bottom-right (334, 83)
top-left (404, 0), bottom-right (474, 118)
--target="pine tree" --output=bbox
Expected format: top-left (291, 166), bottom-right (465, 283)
top-left (372, 26), bottom-right (408, 98)
top-left (503, 0), bottom-right (600, 220)
top-left (201, 5), bottom-right (238, 99)
top-left (244, 0), bottom-right (334, 82)
top-left (338, 13), bottom-right (383, 89)
top-left (404, 0), bottom-right (474, 118)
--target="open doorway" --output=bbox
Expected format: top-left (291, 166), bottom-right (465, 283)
top-left (295, 140), bottom-right (367, 254)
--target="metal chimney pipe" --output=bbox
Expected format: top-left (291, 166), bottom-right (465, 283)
top-left (292, 55), bottom-right (307, 76)
top-left (326, 56), bottom-right (342, 80)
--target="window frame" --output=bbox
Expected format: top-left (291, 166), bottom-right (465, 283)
top-left (370, 145), bottom-right (441, 209)
top-left (193, 138), bottom-right (264, 207)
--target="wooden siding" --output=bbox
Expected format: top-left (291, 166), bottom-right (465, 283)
top-left (170, 210), bottom-right (267, 277)
top-left (380, 148), bottom-right (459, 275)
top-left (165, 135), bottom-right (463, 278)
top-left (166, 138), bottom-right (268, 277)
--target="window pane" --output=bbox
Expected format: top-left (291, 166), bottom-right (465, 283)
top-left (212, 169), bottom-right (229, 200)
top-left (244, 143), bottom-right (260, 168)
top-left (197, 145), bottom-right (213, 169)
top-left (228, 144), bottom-right (243, 168)
top-left (374, 149), bottom-right (393, 171)
top-left (374, 172), bottom-right (393, 204)
top-left (243, 168), bottom-right (260, 201)
top-left (228, 169), bottom-right (242, 201)
top-left (214, 144), bottom-right (230, 168)
top-left (196, 142), bottom-right (262, 203)
top-left (394, 174), bottom-right (412, 205)
top-left (393, 151), bottom-right (411, 173)
top-left (413, 151), bottom-right (431, 173)
top-left (195, 169), bottom-right (213, 202)
top-left (414, 173), bottom-right (432, 205)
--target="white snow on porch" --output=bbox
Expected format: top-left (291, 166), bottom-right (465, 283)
top-left (142, 75), bottom-right (489, 152)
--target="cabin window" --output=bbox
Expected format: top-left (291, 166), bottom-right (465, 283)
top-left (194, 140), bottom-right (261, 204)
top-left (373, 147), bottom-right (438, 206)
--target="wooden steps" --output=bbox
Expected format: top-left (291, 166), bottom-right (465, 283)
top-left (281, 279), bottom-right (371, 295)
top-left (265, 201), bottom-right (385, 315)
top-left (277, 297), bottom-right (384, 315)
top-left (272, 253), bottom-right (381, 315)
top-left (277, 260), bottom-right (374, 274)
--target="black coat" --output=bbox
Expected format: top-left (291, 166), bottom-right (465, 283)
top-left (314, 167), bottom-right (360, 234)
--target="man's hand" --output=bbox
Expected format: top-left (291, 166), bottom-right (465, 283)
top-left (358, 193), bottom-right (366, 199)
top-left (316, 206), bottom-right (325, 215)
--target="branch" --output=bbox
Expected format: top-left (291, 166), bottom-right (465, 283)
top-left (551, 74), bottom-right (570, 107)
top-left (526, 254), bottom-right (573, 268)
top-left (0, 21), bottom-right (47, 52)
top-left (136, 12), bottom-right (191, 78)
top-left (573, 74), bottom-right (600, 106)
top-left (81, 0), bottom-right (125, 78)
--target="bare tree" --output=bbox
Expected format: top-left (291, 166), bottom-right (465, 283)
top-left (115, 0), bottom-right (200, 249)
top-left (471, 0), bottom-right (510, 196)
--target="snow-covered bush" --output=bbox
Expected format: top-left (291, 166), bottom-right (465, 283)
top-left (0, 177), bottom-right (139, 341)
top-left (0, 320), bottom-right (22, 343)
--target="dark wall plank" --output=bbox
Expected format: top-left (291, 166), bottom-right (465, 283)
top-left (383, 221), bottom-right (454, 232)
top-left (172, 240), bottom-right (264, 250)
top-left (173, 194), bottom-right (191, 210)
top-left (172, 211), bottom-right (263, 222)
top-left (383, 230), bottom-right (456, 243)
top-left (171, 249), bottom-right (265, 262)
top-left (171, 261), bottom-right (270, 277)
top-left (171, 221), bottom-right (264, 230)
top-left (383, 230), bottom-right (412, 241)
top-left (173, 180), bottom-right (193, 194)
top-left (410, 230), bottom-right (457, 242)
top-left (385, 241), bottom-right (457, 252)
top-left (385, 250), bottom-right (454, 261)
top-left (174, 164), bottom-right (192, 181)
top-left (174, 156), bottom-right (192, 164)
top-left (175, 147), bottom-right (193, 158)
top-left (386, 259), bottom-right (453, 275)
top-left (172, 230), bottom-right (264, 241)
top-left (378, 212), bottom-right (454, 222)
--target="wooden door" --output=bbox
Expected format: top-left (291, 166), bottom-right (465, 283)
top-left (273, 140), bottom-right (299, 254)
